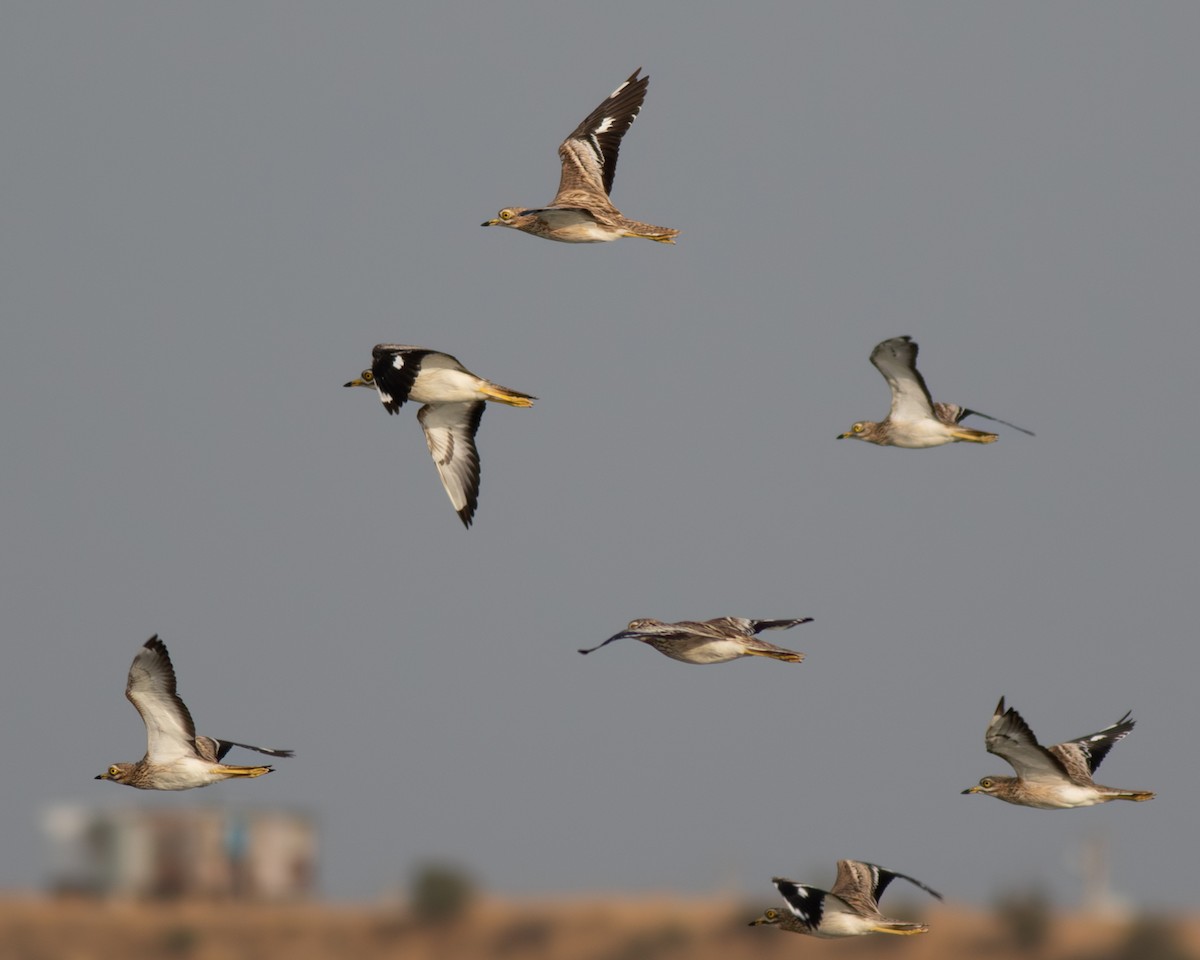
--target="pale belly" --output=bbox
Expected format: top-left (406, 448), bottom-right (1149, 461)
top-left (136, 757), bottom-right (228, 790)
top-left (659, 639), bottom-right (748, 664)
top-left (410, 368), bottom-right (489, 404)
top-left (887, 419), bottom-right (958, 448)
top-left (811, 908), bottom-right (880, 938)
top-left (1023, 784), bottom-right (1103, 809)
top-left (536, 209), bottom-right (618, 242)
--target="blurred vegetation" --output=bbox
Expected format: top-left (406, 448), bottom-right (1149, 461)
top-left (1076, 915), bottom-right (1196, 960)
top-left (161, 925), bottom-right (199, 956)
top-left (409, 861), bottom-right (476, 926)
top-left (598, 921), bottom-right (693, 960)
top-left (2, 894), bottom-right (1198, 960)
top-left (995, 886), bottom-right (1053, 954)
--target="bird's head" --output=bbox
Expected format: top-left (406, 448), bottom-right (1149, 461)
top-left (838, 420), bottom-right (876, 441)
top-left (962, 775), bottom-right (1007, 797)
top-left (344, 369), bottom-right (376, 389)
top-left (95, 763), bottom-right (135, 785)
top-left (749, 908), bottom-right (783, 928)
top-left (482, 207), bottom-right (532, 229)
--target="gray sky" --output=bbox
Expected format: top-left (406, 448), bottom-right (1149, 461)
top-left (2, 2), bottom-right (1197, 908)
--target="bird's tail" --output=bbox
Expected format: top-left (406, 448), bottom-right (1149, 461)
top-left (744, 648), bottom-right (805, 664)
top-left (948, 426), bottom-right (999, 444)
top-left (216, 764), bottom-right (274, 779)
top-left (870, 921), bottom-right (930, 936)
top-left (622, 224), bottom-right (680, 243)
top-left (480, 383), bottom-right (536, 407)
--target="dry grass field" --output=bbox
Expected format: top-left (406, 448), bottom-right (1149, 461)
top-left (0, 894), bottom-right (1197, 960)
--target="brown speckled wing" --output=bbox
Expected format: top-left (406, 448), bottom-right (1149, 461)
top-left (552, 69), bottom-right (649, 206)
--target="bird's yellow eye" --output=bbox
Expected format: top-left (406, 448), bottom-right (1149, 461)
top-left (765, 909), bottom-right (777, 920)
top-left (980, 777), bottom-right (993, 788)
top-left (853, 423), bottom-right (865, 434)
top-left (499, 208), bottom-right (515, 221)
top-left (108, 766), bottom-right (121, 777)
top-left (360, 370), bottom-right (373, 383)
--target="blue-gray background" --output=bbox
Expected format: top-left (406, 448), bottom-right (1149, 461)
top-left (3, 2), bottom-right (1196, 907)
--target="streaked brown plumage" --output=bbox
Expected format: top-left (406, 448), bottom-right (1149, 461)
top-left (482, 69), bottom-right (679, 243)
top-left (962, 696), bottom-right (1155, 808)
top-left (578, 616), bottom-right (810, 664)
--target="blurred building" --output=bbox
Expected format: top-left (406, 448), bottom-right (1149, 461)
top-left (42, 804), bottom-right (316, 900)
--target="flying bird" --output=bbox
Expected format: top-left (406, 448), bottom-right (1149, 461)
top-left (749, 860), bottom-right (942, 938)
top-left (96, 636), bottom-right (292, 790)
top-left (578, 616), bottom-right (810, 664)
top-left (962, 696), bottom-right (1156, 808)
top-left (838, 336), bottom-right (1033, 447)
top-left (345, 345), bottom-right (535, 528)
top-left (482, 68), bottom-right (679, 243)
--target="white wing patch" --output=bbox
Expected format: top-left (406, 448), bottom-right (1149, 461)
top-left (595, 116), bottom-right (617, 134)
top-left (392, 354), bottom-right (406, 369)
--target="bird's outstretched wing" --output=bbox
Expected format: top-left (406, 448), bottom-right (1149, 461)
top-left (579, 619), bottom-right (691, 654)
top-left (984, 697), bottom-right (1074, 783)
top-left (772, 878), bottom-right (827, 931)
top-left (126, 636), bottom-right (197, 764)
top-left (369, 345), bottom-right (435, 414)
top-left (551, 69), bottom-right (649, 209)
top-left (934, 402), bottom-right (1035, 436)
top-left (417, 401), bottom-right (485, 528)
top-left (1048, 711), bottom-right (1136, 780)
top-left (746, 617), bottom-right (813, 634)
top-left (870, 336), bottom-right (935, 423)
top-left (194, 736), bottom-right (295, 763)
top-left (831, 859), bottom-right (943, 914)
